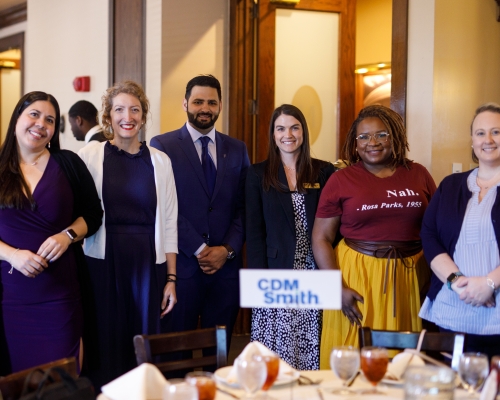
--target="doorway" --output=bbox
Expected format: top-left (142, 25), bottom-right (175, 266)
top-left (0, 32), bottom-right (23, 144)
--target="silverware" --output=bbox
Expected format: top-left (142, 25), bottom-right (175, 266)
top-left (317, 388), bottom-right (325, 400)
top-left (217, 387), bottom-right (240, 399)
top-left (298, 374), bottom-right (323, 385)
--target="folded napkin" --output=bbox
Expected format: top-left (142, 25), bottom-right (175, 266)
top-left (226, 341), bottom-right (297, 384)
top-left (385, 352), bottom-right (425, 381)
top-left (480, 369), bottom-right (498, 400)
top-left (101, 363), bottom-right (168, 400)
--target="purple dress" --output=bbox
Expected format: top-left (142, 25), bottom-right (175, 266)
top-left (83, 142), bottom-right (166, 389)
top-left (0, 157), bottom-right (83, 374)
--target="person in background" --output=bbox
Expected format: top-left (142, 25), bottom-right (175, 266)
top-left (312, 105), bottom-right (436, 369)
top-left (69, 100), bottom-right (106, 144)
top-left (246, 104), bottom-right (336, 370)
top-left (78, 81), bottom-right (178, 388)
top-left (0, 91), bottom-right (102, 374)
top-left (419, 103), bottom-right (500, 359)
top-left (151, 74), bottom-right (250, 351)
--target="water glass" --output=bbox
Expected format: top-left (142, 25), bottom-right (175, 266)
top-left (490, 355), bottom-right (500, 395)
top-left (329, 346), bottom-right (360, 395)
top-left (235, 356), bottom-right (267, 399)
top-left (459, 352), bottom-right (489, 397)
top-left (163, 382), bottom-right (198, 400)
top-left (403, 365), bottom-right (455, 400)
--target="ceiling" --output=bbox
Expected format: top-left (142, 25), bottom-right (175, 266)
top-left (0, 0), bottom-right (24, 13)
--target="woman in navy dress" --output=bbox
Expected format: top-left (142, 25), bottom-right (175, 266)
top-left (0, 92), bottom-right (102, 374)
top-left (78, 81), bottom-right (178, 389)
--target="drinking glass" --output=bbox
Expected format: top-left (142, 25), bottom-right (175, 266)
top-left (235, 356), bottom-right (267, 399)
top-left (329, 346), bottom-right (360, 395)
top-left (459, 352), bottom-right (489, 397)
top-left (253, 353), bottom-right (280, 398)
top-left (360, 346), bottom-right (389, 395)
top-left (490, 356), bottom-right (500, 396)
top-left (403, 366), bottom-right (455, 400)
top-left (185, 371), bottom-right (216, 400)
top-left (163, 382), bottom-right (198, 400)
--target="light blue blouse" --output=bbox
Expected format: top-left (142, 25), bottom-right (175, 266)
top-left (419, 169), bottom-right (500, 334)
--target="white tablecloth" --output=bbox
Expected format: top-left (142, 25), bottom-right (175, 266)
top-left (214, 369), bottom-right (473, 400)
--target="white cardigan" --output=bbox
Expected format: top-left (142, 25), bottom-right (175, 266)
top-left (78, 141), bottom-right (178, 263)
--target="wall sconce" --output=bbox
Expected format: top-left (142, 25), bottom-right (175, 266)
top-left (270, 0), bottom-right (300, 4)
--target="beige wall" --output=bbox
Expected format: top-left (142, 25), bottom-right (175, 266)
top-left (25, 0), bottom-right (109, 153)
top-left (356, 0), bottom-right (392, 65)
top-left (160, 0), bottom-right (228, 136)
top-left (407, 0), bottom-right (500, 184)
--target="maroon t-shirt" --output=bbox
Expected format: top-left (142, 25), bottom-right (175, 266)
top-left (316, 162), bottom-right (436, 241)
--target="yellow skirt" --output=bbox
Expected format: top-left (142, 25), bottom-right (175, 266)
top-left (319, 239), bottom-right (431, 369)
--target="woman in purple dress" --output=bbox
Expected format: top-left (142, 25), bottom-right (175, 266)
top-left (0, 91), bottom-right (103, 374)
top-left (78, 81), bottom-right (178, 389)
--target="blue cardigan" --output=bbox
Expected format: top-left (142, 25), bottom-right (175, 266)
top-left (421, 169), bottom-right (500, 300)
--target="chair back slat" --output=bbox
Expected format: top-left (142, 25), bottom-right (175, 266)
top-left (0, 357), bottom-right (77, 400)
top-left (359, 327), bottom-right (466, 371)
top-left (133, 326), bottom-right (227, 374)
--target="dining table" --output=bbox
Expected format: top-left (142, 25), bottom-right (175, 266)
top-left (213, 368), bottom-right (483, 400)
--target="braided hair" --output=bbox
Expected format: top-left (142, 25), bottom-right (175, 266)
top-left (342, 105), bottom-right (412, 170)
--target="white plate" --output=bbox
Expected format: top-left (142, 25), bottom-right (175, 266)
top-left (214, 366), bottom-right (300, 389)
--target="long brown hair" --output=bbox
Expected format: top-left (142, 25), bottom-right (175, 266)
top-left (470, 102), bottom-right (500, 163)
top-left (263, 104), bottom-right (322, 194)
top-left (0, 91), bottom-right (61, 209)
top-left (342, 105), bottom-right (411, 170)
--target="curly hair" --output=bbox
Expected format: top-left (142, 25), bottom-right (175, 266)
top-left (342, 105), bottom-right (411, 170)
top-left (100, 80), bottom-right (149, 139)
top-left (470, 102), bottom-right (500, 163)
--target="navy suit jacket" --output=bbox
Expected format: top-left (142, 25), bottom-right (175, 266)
top-left (151, 125), bottom-right (250, 279)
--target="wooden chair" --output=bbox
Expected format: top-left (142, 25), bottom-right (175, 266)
top-left (134, 326), bottom-right (227, 375)
top-left (358, 327), bottom-right (466, 370)
top-left (0, 357), bottom-right (77, 400)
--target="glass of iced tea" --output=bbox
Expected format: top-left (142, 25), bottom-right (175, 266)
top-left (253, 353), bottom-right (280, 397)
top-left (360, 346), bottom-right (388, 394)
top-left (185, 371), bottom-right (216, 400)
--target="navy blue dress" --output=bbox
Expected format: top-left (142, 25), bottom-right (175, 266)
top-left (84, 142), bottom-right (166, 389)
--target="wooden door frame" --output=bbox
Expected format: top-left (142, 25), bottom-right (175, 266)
top-left (0, 32), bottom-right (24, 95)
top-left (230, 0), bottom-right (410, 160)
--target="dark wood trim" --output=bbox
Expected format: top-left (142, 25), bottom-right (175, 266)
top-left (111, 0), bottom-right (145, 86)
top-left (391, 0), bottom-right (409, 122)
top-left (0, 32), bottom-right (24, 94)
top-left (0, 3), bottom-right (27, 29)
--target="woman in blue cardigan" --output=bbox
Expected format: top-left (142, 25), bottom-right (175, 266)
top-left (420, 103), bottom-right (500, 359)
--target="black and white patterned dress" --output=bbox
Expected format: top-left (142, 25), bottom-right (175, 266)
top-left (250, 192), bottom-right (322, 370)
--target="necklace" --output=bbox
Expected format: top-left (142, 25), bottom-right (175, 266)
top-left (20, 150), bottom-right (45, 166)
top-left (476, 169), bottom-right (500, 190)
top-left (284, 165), bottom-right (296, 171)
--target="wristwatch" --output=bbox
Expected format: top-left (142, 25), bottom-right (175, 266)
top-left (222, 244), bottom-right (236, 260)
top-left (446, 271), bottom-right (464, 290)
top-left (64, 229), bottom-right (77, 242)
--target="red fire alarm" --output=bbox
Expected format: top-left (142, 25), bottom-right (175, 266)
top-left (73, 76), bottom-right (90, 92)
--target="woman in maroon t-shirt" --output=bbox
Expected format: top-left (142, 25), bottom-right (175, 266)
top-left (312, 105), bottom-right (436, 368)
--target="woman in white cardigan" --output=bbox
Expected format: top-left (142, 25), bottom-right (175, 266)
top-left (78, 81), bottom-right (178, 389)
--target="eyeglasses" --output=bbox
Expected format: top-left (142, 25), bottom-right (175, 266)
top-left (355, 132), bottom-right (390, 143)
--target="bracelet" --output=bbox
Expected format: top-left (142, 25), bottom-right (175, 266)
top-left (166, 278), bottom-right (177, 284)
top-left (8, 248), bottom-right (20, 274)
top-left (486, 276), bottom-right (496, 291)
top-left (167, 273), bottom-right (177, 278)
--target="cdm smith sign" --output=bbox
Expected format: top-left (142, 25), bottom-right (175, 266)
top-left (239, 269), bottom-right (341, 310)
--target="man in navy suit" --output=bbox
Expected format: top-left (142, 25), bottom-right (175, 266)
top-left (151, 75), bottom-right (250, 347)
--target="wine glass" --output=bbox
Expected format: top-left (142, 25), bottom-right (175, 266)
top-left (235, 356), bottom-right (267, 399)
top-left (163, 382), bottom-right (198, 400)
top-left (459, 352), bottom-right (489, 397)
top-left (360, 346), bottom-right (389, 395)
top-left (185, 371), bottom-right (216, 400)
top-left (330, 346), bottom-right (360, 395)
top-left (253, 353), bottom-right (280, 398)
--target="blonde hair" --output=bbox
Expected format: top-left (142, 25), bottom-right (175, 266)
top-left (100, 80), bottom-right (149, 138)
